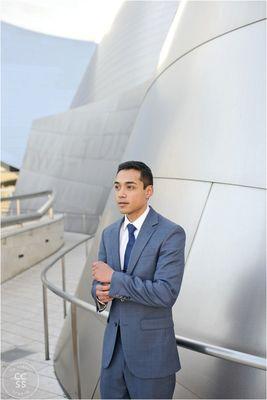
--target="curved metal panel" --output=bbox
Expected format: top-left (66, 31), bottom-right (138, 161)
top-left (174, 183), bottom-right (265, 352)
top-left (174, 347), bottom-right (266, 399)
top-left (72, 1), bottom-right (179, 105)
top-left (124, 21), bottom-right (266, 188)
top-left (158, 0), bottom-right (266, 72)
top-left (15, 82), bottom-right (149, 234)
top-left (52, 2), bottom-right (266, 399)
top-left (54, 309), bottom-right (105, 399)
top-left (150, 178), bottom-right (212, 258)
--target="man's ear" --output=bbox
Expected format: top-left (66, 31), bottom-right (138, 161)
top-left (145, 185), bottom-right (153, 199)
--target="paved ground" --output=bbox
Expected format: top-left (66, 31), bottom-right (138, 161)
top-left (1, 231), bottom-right (92, 399)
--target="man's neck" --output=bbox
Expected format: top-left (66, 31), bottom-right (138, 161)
top-left (126, 204), bottom-right (149, 222)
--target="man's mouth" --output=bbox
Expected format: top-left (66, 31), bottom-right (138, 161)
top-left (118, 202), bottom-right (129, 206)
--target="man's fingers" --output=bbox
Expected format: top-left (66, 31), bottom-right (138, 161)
top-left (97, 295), bottom-right (112, 302)
top-left (96, 291), bottom-right (110, 298)
top-left (96, 289), bottom-right (110, 297)
top-left (101, 284), bottom-right (110, 291)
top-left (96, 284), bottom-right (110, 291)
top-left (101, 297), bottom-right (112, 303)
top-left (92, 261), bottom-right (104, 268)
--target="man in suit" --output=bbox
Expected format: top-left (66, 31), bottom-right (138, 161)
top-left (91, 161), bottom-right (186, 399)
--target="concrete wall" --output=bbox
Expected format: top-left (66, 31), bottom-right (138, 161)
top-left (1, 215), bottom-right (64, 283)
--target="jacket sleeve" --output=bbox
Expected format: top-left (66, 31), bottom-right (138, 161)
top-left (109, 226), bottom-right (186, 308)
top-left (91, 229), bottom-right (108, 313)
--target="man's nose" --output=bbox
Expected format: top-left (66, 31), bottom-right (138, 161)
top-left (118, 190), bottom-right (126, 198)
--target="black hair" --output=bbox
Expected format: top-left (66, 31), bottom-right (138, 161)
top-left (117, 161), bottom-right (153, 188)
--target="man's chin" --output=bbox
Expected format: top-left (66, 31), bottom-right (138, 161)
top-left (119, 209), bottom-right (128, 214)
top-left (117, 204), bottom-right (130, 213)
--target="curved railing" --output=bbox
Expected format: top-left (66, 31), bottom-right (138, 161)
top-left (1, 190), bottom-right (54, 227)
top-left (41, 237), bottom-right (266, 399)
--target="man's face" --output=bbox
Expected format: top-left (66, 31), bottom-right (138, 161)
top-left (114, 169), bottom-right (153, 221)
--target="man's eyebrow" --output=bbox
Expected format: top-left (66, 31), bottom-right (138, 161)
top-left (113, 181), bottom-right (137, 185)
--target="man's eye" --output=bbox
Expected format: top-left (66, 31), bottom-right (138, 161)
top-left (127, 186), bottom-right (134, 190)
top-left (114, 186), bottom-right (119, 191)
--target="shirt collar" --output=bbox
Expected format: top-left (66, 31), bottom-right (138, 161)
top-left (122, 205), bottom-right (150, 232)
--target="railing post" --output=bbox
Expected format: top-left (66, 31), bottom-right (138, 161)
top-left (16, 199), bottom-right (20, 215)
top-left (71, 303), bottom-right (81, 399)
top-left (49, 207), bottom-right (54, 219)
top-left (42, 284), bottom-right (50, 360)
top-left (61, 257), bottom-right (67, 318)
top-left (48, 194), bottom-right (54, 219)
top-left (85, 239), bottom-right (89, 259)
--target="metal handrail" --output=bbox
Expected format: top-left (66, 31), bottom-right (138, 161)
top-left (41, 235), bottom-right (97, 400)
top-left (177, 336), bottom-right (265, 370)
top-left (41, 238), bottom-right (266, 399)
top-left (0, 190), bottom-right (53, 202)
top-left (1, 190), bottom-right (54, 227)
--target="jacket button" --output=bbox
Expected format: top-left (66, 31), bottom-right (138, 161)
top-left (114, 322), bottom-right (118, 327)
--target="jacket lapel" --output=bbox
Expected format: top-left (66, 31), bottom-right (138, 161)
top-left (111, 218), bottom-right (124, 271)
top-left (126, 207), bottom-right (159, 275)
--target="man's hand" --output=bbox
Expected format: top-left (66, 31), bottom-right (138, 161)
top-left (96, 284), bottom-right (113, 303)
top-left (92, 261), bottom-right (114, 283)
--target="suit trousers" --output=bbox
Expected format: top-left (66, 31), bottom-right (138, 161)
top-left (100, 326), bottom-right (176, 399)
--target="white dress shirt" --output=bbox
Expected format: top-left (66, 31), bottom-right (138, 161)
top-left (119, 205), bottom-right (150, 269)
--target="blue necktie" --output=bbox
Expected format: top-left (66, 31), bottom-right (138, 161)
top-left (123, 224), bottom-right (136, 272)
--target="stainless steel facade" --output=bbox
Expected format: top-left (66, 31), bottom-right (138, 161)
top-left (21, 1), bottom-right (266, 398)
top-left (14, 1), bottom-right (179, 234)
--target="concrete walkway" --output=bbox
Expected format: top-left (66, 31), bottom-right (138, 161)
top-left (1, 231), bottom-right (92, 399)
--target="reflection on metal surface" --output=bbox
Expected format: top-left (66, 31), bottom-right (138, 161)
top-left (36, 1), bottom-right (266, 398)
top-left (42, 237), bottom-right (266, 398)
top-left (177, 335), bottom-right (266, 371)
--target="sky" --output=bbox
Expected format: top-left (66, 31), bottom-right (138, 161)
top-left (1, 1), bottom-right (124, 168)
top-left (1, 0), bottom-right (124, 42)
top-left (1, 22), bottom-right (97, 168)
